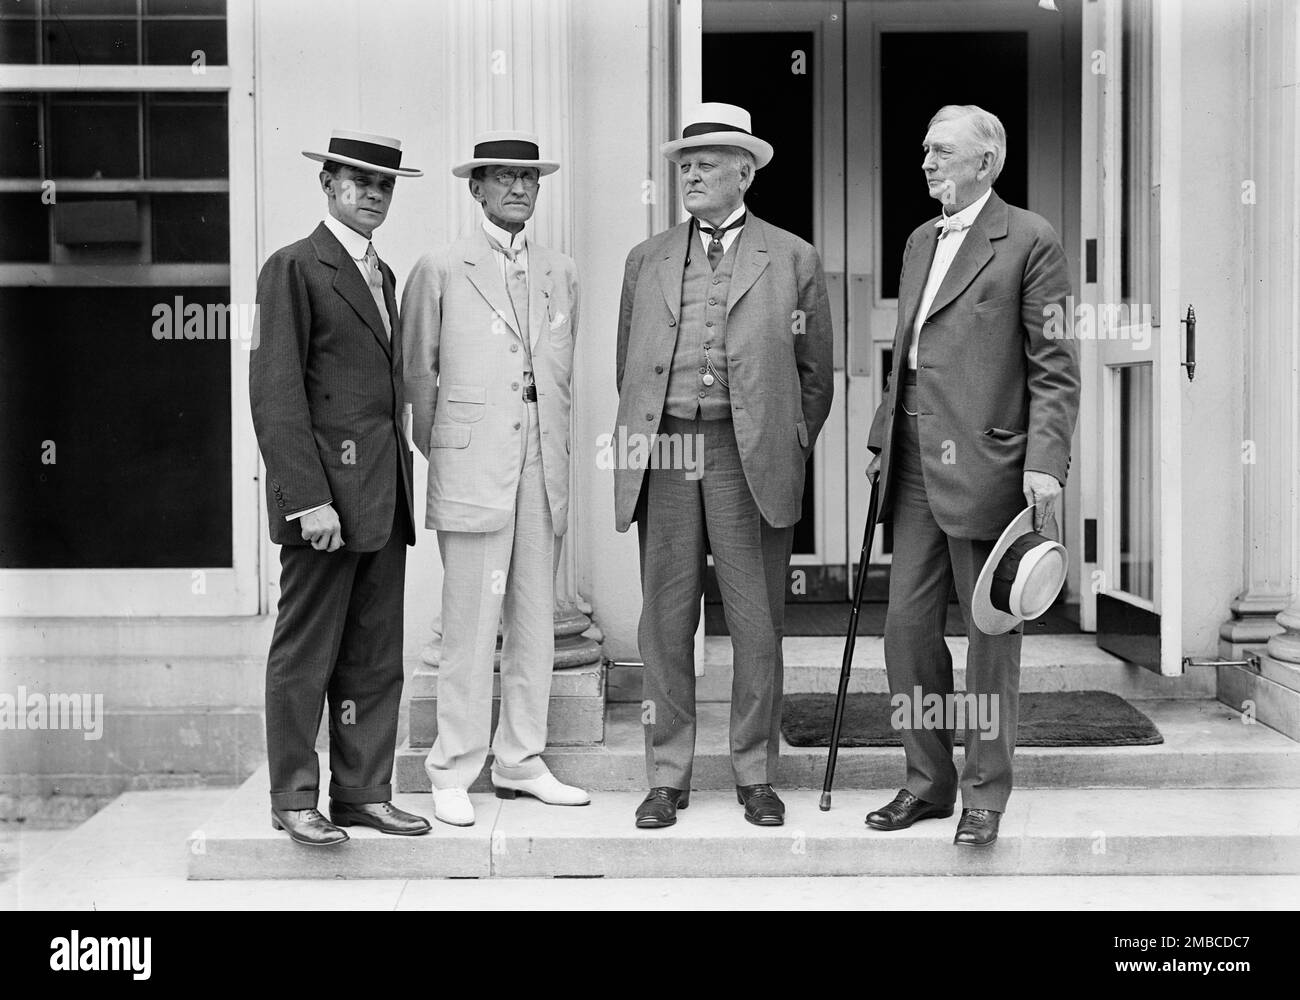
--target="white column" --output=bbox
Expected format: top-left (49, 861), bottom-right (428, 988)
top-left (426, 0), bottom-right (601, 664)
top-left (1221, 0), bottom-right (1299, 660)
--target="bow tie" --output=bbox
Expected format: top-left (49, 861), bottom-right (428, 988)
top-left (935, 214), bottom-right (970, 236)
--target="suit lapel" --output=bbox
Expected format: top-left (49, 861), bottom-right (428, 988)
top-left (463, 229), bottom-right (523, 341)
top-left (313, 223), bottom-right (392, 358)
top-left (923, 190), bottom-right (1008, 321)
top-left (527, 243), bottom-right (552, 353)
top-left (656, 222), bottom-right (691, 320)
top-left (725, 216), bottom-right (769, 314)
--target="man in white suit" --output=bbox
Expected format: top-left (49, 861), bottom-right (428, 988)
top-left (402, 131), bottom-right (589, 826)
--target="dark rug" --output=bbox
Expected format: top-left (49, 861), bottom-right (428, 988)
top-left (781, 690), bottom-right (1164, 747)
top-left (705, 600), bottom-right (1080, 637)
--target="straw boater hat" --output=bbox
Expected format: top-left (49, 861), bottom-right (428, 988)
top-left (302, 129), bottom-right (423, 177)
top-left (661, 102), bottom-right (774, 168)
top-left (452, 130), bottom-right (560, 178)
top-left (971, 507), bottom-right (1070, 635)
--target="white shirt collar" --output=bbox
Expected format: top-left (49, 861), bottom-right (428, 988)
top-left (695, 202), bottom-right (747, 231)
top-left (482, 216), bottom-right (527, 253)
top-left (323, 214), bottom-right (373, 262)
top-left (940, 187), bottom-right (993, 230)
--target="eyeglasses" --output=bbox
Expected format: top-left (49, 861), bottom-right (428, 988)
top-left (490, 169), bottom-right (540, 188)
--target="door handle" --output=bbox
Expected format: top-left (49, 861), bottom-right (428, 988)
top-left (1180, 304), bottom-right (1196, 382)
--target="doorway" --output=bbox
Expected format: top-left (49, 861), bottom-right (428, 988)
top-left (700, 0), bottom-right (1083, 636)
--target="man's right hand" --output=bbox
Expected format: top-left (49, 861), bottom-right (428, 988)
top-left (866, 453), bottom-right (881, 481)
top-left (300, 504), bottom-right (344, 552)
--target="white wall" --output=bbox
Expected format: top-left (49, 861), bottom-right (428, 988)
top-left (254, 0), bottom-right (452, 658)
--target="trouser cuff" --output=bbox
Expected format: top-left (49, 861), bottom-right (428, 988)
top-left (327, 781), bottom-right (392, 804)
top-left (270, 790), bottom-right (319, 811)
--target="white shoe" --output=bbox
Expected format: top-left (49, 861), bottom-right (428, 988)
top-left (492, 771), bottom-right (591, 806)
top-left (431, 787), bottom-right (475, 827)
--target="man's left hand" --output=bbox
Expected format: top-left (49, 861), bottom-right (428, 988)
top-left (1023, 470), bottom-right (1062, 533)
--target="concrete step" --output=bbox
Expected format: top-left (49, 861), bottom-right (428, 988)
top-left (189, 773), bottom-right (1300, 879)
top-left (395, 697), bottom-right (1300, 793)
top-left (407, 661), bottom-right (604, 748)
top-left (607, 635), bottom-right (1218, 703)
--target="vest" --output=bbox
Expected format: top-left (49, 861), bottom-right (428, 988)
top-left (664, 229), bottom-right (738, 420)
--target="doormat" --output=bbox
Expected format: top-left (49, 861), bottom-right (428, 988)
top-left (781, 690), bottom-right (1163, 747)
top-left (705, 601), bottom-right (1081, 637)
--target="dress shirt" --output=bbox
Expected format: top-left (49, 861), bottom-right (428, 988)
top-left (693, 202), bottom-right (747, 257)
top-left (907, 187), bottom-right (994, 370)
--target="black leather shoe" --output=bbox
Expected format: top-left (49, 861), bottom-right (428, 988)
top-left (635, 787), bottom-right (689, 829)
top-left (736, 784), bottom-right (785, 827)
top-left (954, 808), bottom-right (1001, 847)
top-left (865, 789), bottom-right (955, 831)
top-left (271, 807), bottom-right (349, 846)
top-left (329, 800), bottom-right (432, 836)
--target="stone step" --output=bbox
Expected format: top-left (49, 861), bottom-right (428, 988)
top-left (607, 635), bottom-right (1218, 703)
top-left (189, 777), bottom-right (1300, 879)
top-left (394, 698), bottom-right (1300, 793)
top-left (608, 631), bottom-right (1216, 702)
top-left (406, 662), bottom-right (604, 748)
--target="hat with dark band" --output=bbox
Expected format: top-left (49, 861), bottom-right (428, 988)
top-left (303, 129), bottom-right (423, 177)
top-left (972, 507), bottom-right (1070, 635)
top-left (452, 130), bottom-right (560, 178)
top-left (661, 102), bottom-right (774, 168)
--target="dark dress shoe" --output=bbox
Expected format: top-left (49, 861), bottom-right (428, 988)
top-left (737, 784), bottom-right (785, 827)
top-left (329, 800), bottom-right (432, 836)
top-left (865, 789), bottom-right (955, 831)
top-left (954, 808), bottom-right (1001, 847)
top-left (635, 787), bottom-right (689, 829)
top-left (271, 807), bottom-right (349, 847)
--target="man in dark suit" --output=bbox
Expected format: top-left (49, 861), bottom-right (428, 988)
top-left (249, 130), bottom-right (430, 846)
top-left (614, 104), bottom-right (834, 829)
top-left (865, 105), bottom-right (1080, 846)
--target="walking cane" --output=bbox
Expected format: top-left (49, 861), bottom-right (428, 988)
top-left (819, 473), bottom-right (881, 811)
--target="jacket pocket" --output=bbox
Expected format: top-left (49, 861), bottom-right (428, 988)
top-left (973, 293), bottom-right (1018, 314)
top-left (984, 426), bottom-right (1026, 441)
top-left (430, 424), bottom-right (471, 449)
top-left (442, 384), bottom-right (486, 423)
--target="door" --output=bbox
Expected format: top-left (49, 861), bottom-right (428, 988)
top-left (701, 0), bottom-right (847, 601)
top-left (1079, 0), bottom-right (1184, 674)
top-left (843, 0), bottom-right (1072, 591)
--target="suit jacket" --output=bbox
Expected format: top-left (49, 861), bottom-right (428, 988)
top-left (613, 215), bottom-right (834, 532)
top-left (401, 228), bottom-right (579, 535)
top-left (249, 222), bottom-right (415, 553)
top-left (867, 190), bottom-right (1080, 539)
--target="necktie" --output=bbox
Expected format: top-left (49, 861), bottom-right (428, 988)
top-left (935, 214), bottom-right (970, 237)
top-left (364, 243), bottom-right (391, 338)
top-left (486, 234), bottom-right (531, 356)
top-left (698, 214), bottom-right (747, 270)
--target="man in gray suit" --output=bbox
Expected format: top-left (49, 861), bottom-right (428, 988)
top-left (615, 104), bottom-right (834, 829)
top-left (865, 105), bottom-right (1080, 846)
top-left (402, 131), bottom-right (589, 828)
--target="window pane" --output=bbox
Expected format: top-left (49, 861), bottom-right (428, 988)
top-left (145, 0), bottom-right (227, 15)
top-left (0, 192), bottom-right (50, 261)
top-left (49, 94), bottom-right (140, 178)
top-left (0, 285), bottom-right (234, 569)
top-left (1116, 364), bottom-right (1154, 600)
top-left (45, 0), bottom-right (137, 15)
top-left (43, 18), bottom-right (139, 64)
top-left (152, 192), bottom-right (228, 262)
top-left (0, 17), bottom-right (38, 63)
top-left (147, 94), bottom-right (227, 178)
top-left (0, 95), bottom-right (42, 176)
top-left (143, 17), bottom-right (226, 64)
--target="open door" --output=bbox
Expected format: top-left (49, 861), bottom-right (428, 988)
top-left (1078, 0), bottom-right (1184, 674)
